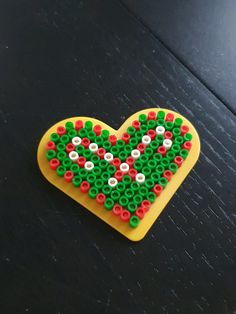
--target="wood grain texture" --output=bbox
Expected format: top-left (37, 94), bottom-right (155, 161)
top-left (121, 0), bottom-right (236, 114)
top-left (0, 0), bottom-right (235, 313)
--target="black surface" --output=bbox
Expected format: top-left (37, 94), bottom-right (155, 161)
top-left (0, 0), bottom-right (236, 313)
top-left (122, 0), bottom-right (236, 114)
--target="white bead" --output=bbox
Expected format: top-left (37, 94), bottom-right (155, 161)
top-left (120, 162), bottom-right (129, 173)
top-left (72, 136), bottom-right (82, 146)
top-left (69, 151), bottom-right (79, 162)
top-left (135, 173), bottom-right (145, 184)
top-left (84, 161), bottom-right (94, 171)
top-left (142, 135), bottom-right (151, 146)
top-left (89, 143), bottom-right (98, 153)
top-left (156, 126), bottom-right (165, 135)
top-left (131, 149), bottom-right (141, 160)
top-left (108, 177), bottom-right (118, 188)
top-left (163, 139), bottom-right (172, 150)
top-left (104, 152), bottom-right (114, 163)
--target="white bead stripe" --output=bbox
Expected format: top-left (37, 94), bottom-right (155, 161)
top-left (104, 152), bottom-right (114, 163)
top-left (69, 151), bottom-right (79, 162)
top-left (72, 136), bottom-right (82, 146)
top-left (156, 126), bottom-right (165, 135)
top-left (84, 161), bottom-right (94, 171)
top-left (135, 173), bottom-right (145, 184)
top-left (131, 149), bottom-right (140, 160)
top-left (89, 143), bottom-right (98, 153)
top-left (108, 177), bottom-right (118, 188)
top-left (120, 162), bottom-right (129, 173)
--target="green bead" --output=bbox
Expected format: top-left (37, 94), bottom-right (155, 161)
top-left (104, 198), bottom-right (114, 210)
top-left (101, 129), bottom-right (109, 140)
top-left (156, 164), bottom-right (165, 175)
top-left (150, 141), bottom-right (159, 150)
top-left (65, 121), bottom-right (74, 131)
top-left (165, 121), bottom-right (174, 130)
top-left (142, 166), bottom-right (151, 177)
top-left (87, 173), bottom-right (96, 184)
top-left (68, 129), bottom-right (77, 139)
top-left (174, 117), bottom-right (183, 127)
top-left (56, 166), bottom-right (66, 177)
top-left (116, 139), bottom-right (125, 149)
top-left (135, 131), bottom-right (143, 141)
top-left (95, 136), bottom-right (103, 146)
top-left (87, 131), bottom-right (96, 141)
top-left (172, 128), bottom-right (181, 137)
top-left (107, 165), bottom-right (116, 175)
top-left (180, 149), bottom-right (189, 159)
top-left (56, 143), bottom-right (66, 152)
top-left (70, 164), bottom-right (80, 174)
top-left (85, 120), bottom-right (93, 131)
top-left (157, 119), bottom-right (165, 126)
top-left (153, 153), bottom-right (162, 163)
top-left (171, 144), bottom-right (181, 154)
top-left (139, 186), bottom-right (148, 197)
top-left (50, 133), bottom-right (60, 143)
top-left (98, 159), bottom-right (108, 170)
top-left (116, 182), bottom-right (126, 193)
top-left (159, 177), bottom-right (168, 188)
top-left (124, 188), bottom-right (134, 199)
top-left (140, 124), bottom-right (148, 134)
top-left (75, 144), bottom-right (84, 155)
top-left (102, 185), bottom-right (112, 196)
top-left (83, 149), bottom-right (92, 160)
top-left (62, 158), bottom-right (72, 169)
top-left (124, 145), bottom-right (132, 154)
top-left (151, 172), bottom-right (161, 183)
top-left (92, 166), bottom-right (102, 177)
top-left (134, 160), bottom-right (143, 171)
top-left (110, 146), bottom-right (119, 157)
top-left (90, 154), bottom-right (100, 165)
top-left (127, 126), bottom-right (136, 136)
top-left (94, 178), bottom-right (104, 190)
top-left (147, 192), bottom-right (156, 203)
top-left (101, 171), bottom-right (110, 182)
top-left (145, 179), bottom-right (155, 189)
top-left (144, 147), bottom-right (153, 157)
top-left (89, 187), bottom-right (99, 199)
top-left (139, 113), bottom-right (147, 124)
top-left (127, 202), bottom-right (137, 213)
top-left (78, 128), bottom-right (88, 138)
top-left (166, 151), bottom-right (175, 162)
top-left (129, 138), bottom-right (138, 148)
top-left (169, 163), bottom-right (178, 174)
top-left (147, 159), bottom-right (157, 169)
top-left (147, 120), bottom-right (156, 129)
top-left (133, 194), bottom-right (143, 206)
top-left (46, 150), bottom-right (56, 161)
top-left (78, 168), bottom-right (88, 179)
top-left (156, 134), bottom-right (164, 144)
top-left (140, 154), bottom-right (149, 164)
top-left (103, 141), bottom-right (111, 151)
top-left (72, 176), bottom-right (82, 187)
top-left (119, 196), bottom-right (129, 207)
top-left (60, 134), bottom-right (70, 144)
top-left (122, 175), bottom-right (132, 186)
top-left (130, 181), bottom-right (140, 192)
top-left (157, 110), bottom-right (165, 120)
top-left (111, 190), bottom-right (121, 201)
top-left (118, 151), bottom-right (128, 162)
top-left (184, 133), bottom-right (192, 141)
top-left (129, 216), bottom-right (140, 228)
top-left (174, 136), bottom-right (184, 145)
top-left (161, 157), bottom-right (170, 168)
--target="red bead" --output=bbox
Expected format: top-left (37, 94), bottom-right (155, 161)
top-left (153, 184), bottom-right (163, 196)
top-left (75, 120), bottom-right (83, 131)
top-left (128, 168), bottom-right (138, 180)
top-left (93, 124), bottom-right (102, 136)
top-left (174, 156), bottom-right (184, 167)
top-left (57, 126), bottom-right (66, 136)
top-left (66, 143), bottom-right (75, 153)
top-left (157, 146), bottom-right (167, 156)
top-left (165, 113), bottom-right (174, 122)
top-left (148, 111), bottom-right (156, 120)
top-left (163, 170), bottom-right (173, 181)
top-left (97, 148), bottom-right (106, 159)
top-left (108, 135), bottom-right (117, 146)
top-left (132, 120), bottom-right (141, 130)
top-left (80, 181), bottom-right (90, 193)
top-left (136, 207), bottom-right (145, 219)
top-left (181, 125), bottom-right (189, 136)
top-left (46, 141), bottom-right (56, 151)
top-left (96, 193), bottom-right (106, 205)
top-left (147, 129), bottom-right (156, 140)
top-left (114, 170), bottom-right (124, 182)
top-left (126, 156), bottom-right (135, 168)
top-left (141, 200), bottom-right (151, 212)
top-left (112, 158), bottom-right (121, 169)
top-left (77, 156), bottom-right (86, 168)
top-left (49, 158), bottom-right (60, 170)
top-left (81, 137), bottom-right (90, 148)
top-left (182, 141), bottom-right (192, 151)
top-left (122, 132), bottom-right (130, 144)
top-left (112, 204), bottom-right (123, 216)
top-left (164, 131), bottom-right (173, 139)
top-left (137, 143), bottom-right (146, 154)
top-left (120, 210), bottom-right (131, 222)
top-left (64, 170), bottom-right (74, 183)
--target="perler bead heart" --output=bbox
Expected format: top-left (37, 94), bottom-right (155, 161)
top-left (37, 109), bottom-right (200, 241)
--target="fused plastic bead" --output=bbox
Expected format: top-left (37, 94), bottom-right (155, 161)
top-left (114, 170), bottom-right (124, 182)
top-left (77, 156), bottom-right (86, 168)
top-left (130, 181), bottom-right (140, 191)
top-left (88, 143), bottom-right (98, 153)
top-left (156, 125), bottom-right (165, 135)
top-left (87, 173), bottom-right (96, 185)
top-left (174, 156), bottom-right (184, 167)
top-left (147, 192), bottom-right (156, 203)
top-left (127, 202), bottom-right (137, 214)
top-left (136, 207), bottom-right (145, 219)
top-left (132, 120), bottom-right (140, 130)
top-left (56, 143), bottom-right (66, 152)
top-left (159, 177), bottom-right (168, 188)
top-left (165, 113), bottom-right (174, 122)
top-left (57, 126), bottom-right (66, 136)
top-left (172, 128), bottom-right (181, 137)
top-left (120, 210), bottom-right (130, 222)
top-left (139, 186), bottom-right (149, 197)
top-left (129, 138), bottom-right (138, 148)
top-left (135, 173), bottom-right (145, 184)
top-left (96, 193), bottom-right (106, 205)
top-left (139, 113), bottom-right (147, 124)
top-left (90, 154), bottom-right (100, 165)
top-left (110, 146), bottom-right (119, 157)
top-left (147, 129), bottom-right (156, 140)
top-left (93, 125), bottom-right (102, 136)
top-left (127, 126), bottom-right (136, 136)
top-left (169, 162), bottom-right (178, 174)
top-left (101, 171), bottom-right (110, 182)
top-left (107, 165), bottom-right (116, 175)
top-left (65, 121), bottom-right (74, 131)
top-left (121, 132), bottom-right (130, 144)
top-left (72, 175), bottom-right (82, 187)
top-left (62, 158), bottom-right (72, 169)
top-left (50, 133), bottom-right (60, 143)
top-left (104, 198), bottom-right (114, 210)
top-left (103, 141), bottom-right (111, 151)
top-left (182, 141), bottom-right (192, 151)
top-left (148, 111), bottom-right (156, 120)
top-left (46, 141), bottom-right (56, 151)
top-left (104, 152), bottom-right (114, 163)
top-left (56, 165), bottom-right (66, 177)
top-left (81, 138), bottom-right (90, 148)
top-left (164, 131), bottom-right (173, 140)
top-left (50, 158), bottom-right (60, 170)
top-left (174, 117), bottom-right (183, 127)
top-left (84, 161), bottom-right (94, 171)
top-left (69, 151), bottom-right (79, 162)
top-left (102, 185), bottom-right (112, 196)
top-left (153, 184), bottom-right (163, 196)
top-left (126, 156), bottom-right (135, 168)
top-left (134, 160), bottom-right (143, 172)
top-left (118, 151), bottom-right (128, 162)
top-left (72, 137), bottom-right (82, 146)
top-left (119, 196), bottom-right (129, 207)
top-left (65, 143), bottom-right (75, 154)
top-left (131, 149), bottom-right (140, 160)
top-left (85, 120), bottom-right (93, 131)
top-left (141, 200), bottom-right (151, 211)
top-left (99, 159), bottom-right (108, 170)
top-left (112, 204), bottom-right (123, 216)
top-left (157, 146), bottom-right (167, 156)
top-left (112, 157), bottom-right (121, 169)
top-left (89, 187), bottom-right (99, 199)
top-left (108, 135), bottom-right (117, 146)
top-left (124, 188), bottom-right (134, 199)
top-left (97, 147), bottom-right (106, 159)
top-left (142, 166), bottom-right (151, 177)
top-left (75, 120), bottom-right (83, 131)
top-left (64, 170), bottom-right (74, 183)
top-left (157, 110), bottom-right (165, 120)
top-left (120, 162), bottom-right (129, 173)
top-left (163, 170), bottom-right (173, 181)
top-left (184, 133), bottom-right (193, 141)
top-left (137, 143), bottom-right (146, 154)
top-left (79, 168), bottom-right (88, 179)
top-left (68, 129), bottom-right (77, 139)
top-left (181, 125), bottom-right (189, 136)
top-left (94, 178), bottom-right (104, 189)
top-left (147, 120), bottom-right (156, 130)
top-left (70, 164), bottom-right (80, 174)
top-left (166, 151), bottom-right (175, 162)
top-left (142, 135), bottom-right (151, 146)
top-left (46, 150), bottom-right (56, 161)
top-left (101, 129), bottom-right (109, 140)
top-left (110, 190), bottom-right (121, 201)
top-left (116, 182), bottom-right (126, 193)
top-left (128, 168), bottom-right (138, 180)
top-left (122, 175), bottom-right (132, 186)
top-left (133, 194), bottom-right (143, 206)
top-left (180, 149), bottom-right (189, 159)
top-left (108, 177), bottom-right (118, 188)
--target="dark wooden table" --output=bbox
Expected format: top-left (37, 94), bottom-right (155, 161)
top-left (0, 1), bottom-right (235, 313)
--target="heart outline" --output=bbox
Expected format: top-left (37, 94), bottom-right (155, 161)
top-left (37, 108), bottom-right (200, 241)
